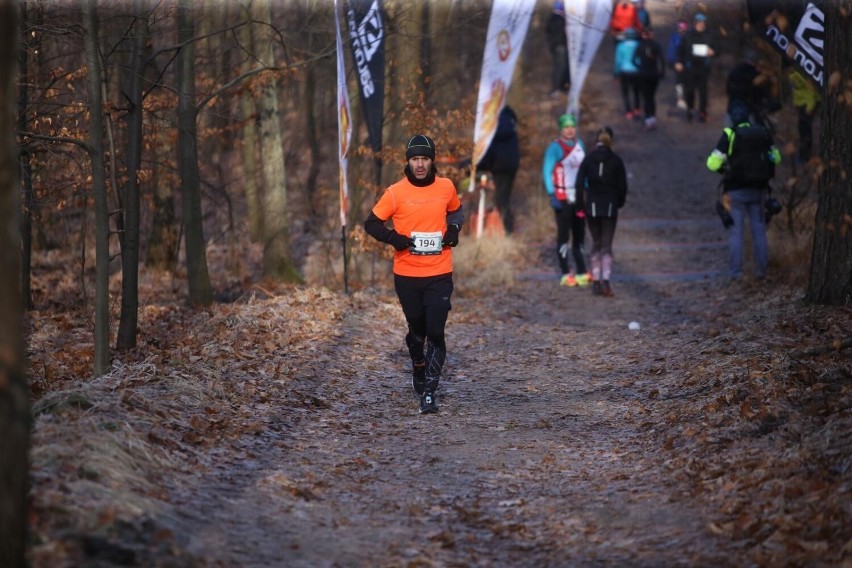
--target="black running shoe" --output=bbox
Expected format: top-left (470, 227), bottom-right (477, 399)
top-left (412, 365), bottom-right (426, 395)
top-left (592, 280), bottom-right (603, 296)
top-left (419, 390), bottom-right (438, 414)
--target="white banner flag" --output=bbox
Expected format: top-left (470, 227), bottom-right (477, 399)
top-left (565, 0), bottom-right (611, 119)
top-left (335, 0), bottom-right (353, 228)
top-left (472, 0), bottom-right (535, 166)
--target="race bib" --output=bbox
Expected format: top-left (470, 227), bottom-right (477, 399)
top-left (411, 231), bottom-right (443, 255)
top-left (692, 44), bottom-right (709, 57)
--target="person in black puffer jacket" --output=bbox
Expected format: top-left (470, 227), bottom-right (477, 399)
top-left (479, 106), bottom-right (520, 234)
top-left (576, 127), bottom-right (628, 297)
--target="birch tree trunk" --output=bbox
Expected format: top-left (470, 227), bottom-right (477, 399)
top-left (82, 0), bottom-right (111, 375)
top-left (238, 4), bottom-right (262, 241)
top-left (254, 0), bottom-right (300, 282)
top-left (806, 2), bottom-right (852, 306)
top-left (0, 5), bottom-right (29, 564)
top-left (383, 0), bottom-right (425, 187)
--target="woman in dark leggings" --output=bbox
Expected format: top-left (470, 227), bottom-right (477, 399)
top-left (576, 127), bottom-right (628, 297)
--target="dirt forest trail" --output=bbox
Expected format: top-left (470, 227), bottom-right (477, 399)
top-left (156, 3), bottom-right (773, 567)
top-left (27, 2), bottom-right (851, 567)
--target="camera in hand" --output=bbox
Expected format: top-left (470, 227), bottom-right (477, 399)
top-left (716, 200), bottom-right (734, 228)
top-left (764, 197), bottom-right (782, 223)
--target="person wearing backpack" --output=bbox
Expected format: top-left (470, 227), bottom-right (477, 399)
top-left (542, 113), bottom-right (590, 287)
top-left (706, 102), bottom-right (782, 281)
top-left (614, 27), bottom-right (641, 120)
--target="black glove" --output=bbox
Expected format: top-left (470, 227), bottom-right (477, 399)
top-left (443, 224), bottom-right (460, 247)
top-left (388, 231), bottom-right (414, 251)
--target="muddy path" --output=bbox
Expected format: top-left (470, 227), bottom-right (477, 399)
top-left (165, 278), bottom-right (748, 567)
top-left (158, 5), bottom-right (760, 566)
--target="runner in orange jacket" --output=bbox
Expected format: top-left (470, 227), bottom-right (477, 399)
top-left (364, 134), bottom-right (464, 414)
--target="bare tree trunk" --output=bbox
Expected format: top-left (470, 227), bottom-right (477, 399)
top-left (83, 0), bottom-right (111, 375)
top-left (17, 0), bottom-right (34, 310)
top-left (238, 4), bottom-right (262, 241)
top-left (254, 0), bottom-right (300, 282)
top-left (304, 63), bottom-right (321, 216)
top-left (383, 0), bottom-right (424, 187)
top-left (178, 0), bottom-right (213, 306)
top-left (117, 0), bottom-right (149, 349)
top-left (0, 5), bottom-right (29, 564)
top-left (806, 2), bottom-right (852, 306)
top-left (145, 98), bottom-right (179, 270)
top-left (144, 43), bottom-right (179, 270)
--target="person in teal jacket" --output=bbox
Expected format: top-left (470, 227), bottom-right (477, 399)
top-left (614, 27), bottom-right (641, 119)
top-left (542, 113), bottom-right (590, 287)
top-left (706, 102), bottom-right (781, 281)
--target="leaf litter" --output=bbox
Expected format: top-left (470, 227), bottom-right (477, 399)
top-left (24, 262), bottom-right (851, 566)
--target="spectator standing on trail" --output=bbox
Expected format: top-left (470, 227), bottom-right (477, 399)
top-left (633, 26), bottom-right (666, 131)
top-left (610, 0), bottom-right (641, 44)
top-left (546, 0), bottom-right (571, 98)
top-left (614, 27), bottom-right (641, 120)
top-left (364, 134), bottom-right (464, 414)
top-left (725, 48), bottom-right (762, 122)
top-left (479, 106), bottom-right (520, 235)
top-left (542, 114), bottom-right (590, 288)
top-left (725, 48), bottom-right (779, 126)
top-left (706, 102), bottom-right (781, 281)
top-left (576, 127), bottom-right (628, 297)
top-left (675, 12), bottom-right (715, 123)
top-left (666, 20), bottom-right (688, 110)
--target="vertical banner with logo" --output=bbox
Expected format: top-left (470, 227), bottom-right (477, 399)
top-left (335, 0), bottom-right (352, 229)
top-left (336, 0), bottom-right (353, 292)
top-left (565, 0), bottom-right (611, 118)
top-left (747, 0), bottom-right (824, 87)
top-left (472, 0), bottom-right (535, 168)
top-left (345, 0), bottom-right (385, 153)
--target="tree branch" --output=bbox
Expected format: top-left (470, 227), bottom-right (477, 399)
top-left (790, 336), bottom-right (852, 358)
top-left (17, 131), bottom-right (93, 154)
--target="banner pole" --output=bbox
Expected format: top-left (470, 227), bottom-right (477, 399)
top-left (476, 174), bottom-right (486, 239)
top-left (341, 225), bottom-right (349, 295)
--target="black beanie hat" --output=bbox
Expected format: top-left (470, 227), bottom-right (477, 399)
top-left (405, 134), bottom-right (436, 160)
